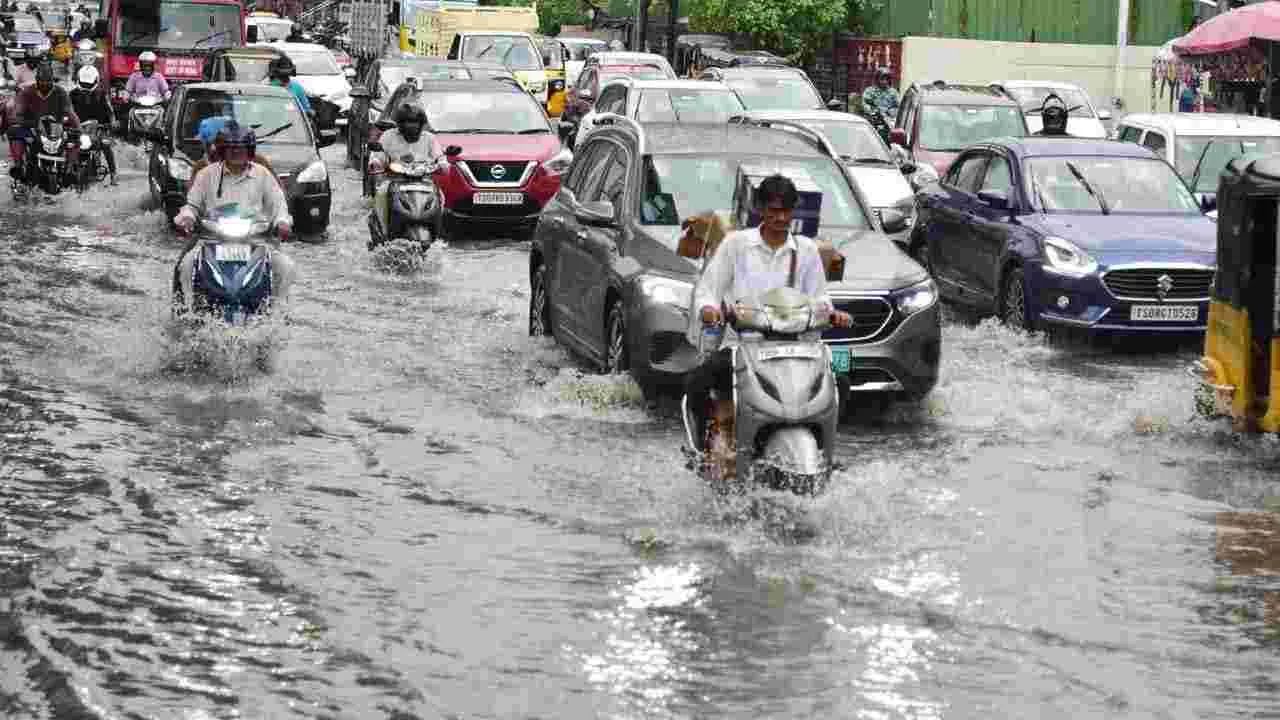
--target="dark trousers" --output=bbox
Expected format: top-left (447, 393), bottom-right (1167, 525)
top-left (99, 141), bottom-right (115, 175)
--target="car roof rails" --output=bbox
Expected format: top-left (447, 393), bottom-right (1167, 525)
top-left (727, 115), bottom-right (838, 160)
top-left (590, 112), bottom-right (645, 154)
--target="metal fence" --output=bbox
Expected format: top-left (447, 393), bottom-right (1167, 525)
top-left (867, 0), bottom-right (1185, 47)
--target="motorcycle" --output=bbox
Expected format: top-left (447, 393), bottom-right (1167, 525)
top-left (366, 146), bottom-right (445, 251)
top-left (681, 287), bottom-right (838, 495)
top-left (173, 210), bottom-right (276, 327)
top-left (127, 94), bottom-right (165, 147)
top-left (13, 114), bottom-right (78, 197)
top-left (73, 118), bottom-right (109, 189)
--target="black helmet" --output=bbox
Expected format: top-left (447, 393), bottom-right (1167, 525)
top-left (268, 55), bottom-right (295, 80)
top-left (34, 62), bottom-right (53, 87)
top-left (1041, 92), bottom-right (1069, 135)
top-left (394, 102), bottom-right (426, 141)
top-left (214, 120), bottom-right (256, 157)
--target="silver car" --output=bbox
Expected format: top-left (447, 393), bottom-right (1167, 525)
top-left (528, 119), bottom-right (942, 403)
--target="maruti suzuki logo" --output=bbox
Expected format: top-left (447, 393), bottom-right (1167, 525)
top-left (1157, 274), bottom-right (1174, 300)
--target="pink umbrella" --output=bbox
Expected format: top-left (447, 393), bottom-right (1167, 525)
top-left (1174, 1), bottom-right (1280, 56)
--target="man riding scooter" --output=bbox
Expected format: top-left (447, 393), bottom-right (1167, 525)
top-left (125, 51), bottom-right (170, 100)
top-left (686, 174), bottom-right (852, 450)
top-left (70, 65), bottom-right (117, 184)
top-left (367, 102), bottom-right (438, 244)
top-left (9, 62), bottom-right (80, 185)
top-left (172, 121), bottom-right (296, 310)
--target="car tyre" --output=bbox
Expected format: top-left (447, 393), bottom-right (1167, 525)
top-left (605, 303), bottom-right (629, 374)
top-left (1000, 266), bottom-right (1033, 331)
top-left (529, 264), bottom-right (552, 337)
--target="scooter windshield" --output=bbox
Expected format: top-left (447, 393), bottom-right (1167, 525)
top-left (731, 287), bottom-right (827, 337)
top-left (204, 203), bottom-right (269, 239)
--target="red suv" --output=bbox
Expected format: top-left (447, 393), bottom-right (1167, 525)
top-left (376, 79), bottom-right (571, 236)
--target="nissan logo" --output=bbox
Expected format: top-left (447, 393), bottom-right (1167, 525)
top-left (1156, 274), bottom-right (1174, 300)
top-left (490, 164), bottom-right (507, 179)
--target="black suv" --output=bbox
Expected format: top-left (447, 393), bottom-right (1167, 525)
top-left (528, 119), bottom-right (942, 403)
top-left (889, 81), bottom-right (1028, 183)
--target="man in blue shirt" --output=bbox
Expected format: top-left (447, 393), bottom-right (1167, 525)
top-left (266, 55), bottom-right (313, 118)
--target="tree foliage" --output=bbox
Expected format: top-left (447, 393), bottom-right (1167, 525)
top-left (685, 0), bottom-right (852, 63)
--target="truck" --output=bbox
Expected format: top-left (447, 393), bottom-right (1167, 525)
top-left (407, 3), bottom-right (537, 58)
top-left (95, 0), bottom-right (246, 123)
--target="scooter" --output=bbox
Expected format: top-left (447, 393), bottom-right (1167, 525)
top-left (681, 287), bottom-right (839, 495)
top-left (173, 210), bottom-right (276, 327)
top-left (127, 94), bottom-right (165, 147)
top-left (73, 118), bottom-right (109, 189)
top-left (365, 142), bottom-right (445, 251)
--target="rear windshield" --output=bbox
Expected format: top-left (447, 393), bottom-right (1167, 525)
top-left (462, 36), bottom-right (541, 71)
top-left (722, 73), bottom-right (822, 111)
top-left (918, 105), bottom-right (1026, 151)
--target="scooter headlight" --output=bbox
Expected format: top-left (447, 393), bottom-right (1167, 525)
top-left (296, 160), bottom-right (328, 183)
top-left (79, 134), bottom-right (91, 151)
top-left (894, 278), bottom-right (937, 316)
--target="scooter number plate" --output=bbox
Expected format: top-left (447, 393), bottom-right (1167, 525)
top-left (37, 153), bottom-right (63, 162)
top-left (398, 184), bottom-right (434, 192)
top-left (215, 244), bottom-right (252, 262)
top-left (757, 345), bottom-right (823, 361)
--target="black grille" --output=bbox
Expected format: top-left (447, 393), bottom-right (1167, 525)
top-left (823, 297), bottom-right (893, 342)
top-left (1102, 268), bottom-right (1213, 300)
top-left (464, 161), bottom-right (531, 184)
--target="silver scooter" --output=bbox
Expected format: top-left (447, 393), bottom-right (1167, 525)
top-left (681, 287), bottom-right (839, 495)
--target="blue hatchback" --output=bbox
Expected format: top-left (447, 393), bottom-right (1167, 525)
top-left (908, 137), bottom-right (1217, 333)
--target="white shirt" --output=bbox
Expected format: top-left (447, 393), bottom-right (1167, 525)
top-left (176, 161), bottom-right (292, 230)
top-left (689, 226), bottom-right (831, 347)
top-left (374, 128), bottom-right (436, 164)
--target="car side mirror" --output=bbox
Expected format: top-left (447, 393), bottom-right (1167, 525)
top-left (246, 25), bottom-right (258, 43)
top-left (348, 87), bottom-right (370, 99)
top-left (1097, 109), bottom-right (1113, 121)
top-left (899, 161), bottom-right (917, 175)
top-left (366, 140), bottom-right (382, 151)
top-left (576, 200), bottom-right (615, 226)
top-left (889, 127), bottom-right (908, 146)
top-left (374, 119), bottom-right (394, 131)
top-left (879, 208), bottom-right (909, 234)
top-left (977, 189), bottom-right (1013, 211)
top-left (444, 144), bottom-right (462, 157)
top-left (826, 97), bottom-right (845, 111)
top-left (1201, 194), bottom-right (1217, 214)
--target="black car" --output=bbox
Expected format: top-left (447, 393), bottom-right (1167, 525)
top-left (529, 120), bottom-right (942, 403)
top-left (698, 65), bottom-right (842, 112)
top-left (147, 82), bottom-right (335, 233)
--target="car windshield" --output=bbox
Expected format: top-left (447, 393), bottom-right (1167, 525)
top-left (180, 90), bottom-right (313, 146)
top-left (290, 50), bottom-right (340, 76)
top-left (462, 36), bottom-right (541, 70)
top-left (918, 105), bottom-right (1025, 151)
top-left (599, 66), bottom-right (669, 83)
top-left (640, 154), bottom-right (869, 228)
top-left (252, 21), bottom-right (292, 43)
top-left (1006, 86), bottom-right (1095, 118)
top-left (1175, 136), bottom-right (1280, 191)
top-left (416, 90), bottom-right (549, 133)
top-left (118, 1), bottom-right (242, 49)
top-left (226, 57), bottom-right (272, 82)
top-left (723, 73), bottom-right (822, 111)
top-left (634, 89), bottom-right (745, 122)
top-left (1024, 156), bottom-right (1201, 214)
top-left (795, 120), bottom-right (892, 162)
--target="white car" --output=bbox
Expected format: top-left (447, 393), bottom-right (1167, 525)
top-left (1000, 80), bottom-right (1110, 138)
top-left (1114, 112), bottom-right (1280, 215)
top-left (269, 42), bottom-right (353, 143)
top-left (247, 15), bottom-right (295, 44)
top-left (573, 77), bottom-right (743, 148)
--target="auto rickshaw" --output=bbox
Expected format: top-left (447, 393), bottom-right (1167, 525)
top-left (538, 37), bottom-right (568, 117)
top-left (1196, 153), bottom-right (1280, 432)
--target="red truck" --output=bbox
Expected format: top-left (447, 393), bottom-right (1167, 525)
top-left (94, 0), bottom-right (247, 122)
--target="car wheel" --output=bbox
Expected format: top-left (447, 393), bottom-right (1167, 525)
top-left (605, 303), bottom-right (629, 374)
top-left (1000, 266), bottom-right (1033, 331)
top-left (529, 264), bottom-right (552, 337)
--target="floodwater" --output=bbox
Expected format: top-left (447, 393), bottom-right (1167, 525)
top-left (1, 142), bottom-right (1278, 719)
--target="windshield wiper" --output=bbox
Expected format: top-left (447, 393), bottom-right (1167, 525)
top-left (440, 128), bottom-right (505, 134)
top-left (1065, 160), bottom-right (1110, 215)
top-left (123, 30), bottom-right (156, 45)
top-left (1189, 138), bottom-right (1217, 192)
top-left (192, 30), bottom-right (230, 48)
top-left (517, 127), bottom-right (550, 134)
top-left (258, 122), bottom-right (294, 140)
top-left (845, 155), bottom-right (893, 164)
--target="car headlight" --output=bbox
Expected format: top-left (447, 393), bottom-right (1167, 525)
top-left (542, 147), bottom-right (573, 176)
top-left (167, 156), bottom-right (192, 181)
top-left (894, 278), bottom-right (937, 315)
top-left (296, 160), bottom-right (328, 183)
top-left (1041, 235), bottom-right (1097, 276)
top-left (639, 275), bottom-right (693, 309)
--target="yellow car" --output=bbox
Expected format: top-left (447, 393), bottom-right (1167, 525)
top-left (1196, 153), bottom-right (1280, 432)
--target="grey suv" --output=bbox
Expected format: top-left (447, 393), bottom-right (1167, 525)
top-left (528, 118), bottom-right (942, 404)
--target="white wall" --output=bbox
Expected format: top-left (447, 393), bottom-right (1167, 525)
top-left (899, 36), bottom-right (1164, 116)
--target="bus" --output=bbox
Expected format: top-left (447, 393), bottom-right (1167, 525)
top-left (95, 0), bottom-right (246, 121)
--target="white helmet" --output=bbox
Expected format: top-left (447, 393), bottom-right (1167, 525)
top-left (77, 65), bottom-right (99, 91)
top-left (138, 51), bottom-right (157, 64)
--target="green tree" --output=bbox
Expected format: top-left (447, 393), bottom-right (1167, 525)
top-left (686, 0), bottom-right (850, 64)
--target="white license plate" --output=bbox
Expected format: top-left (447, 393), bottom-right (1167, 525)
top-left (1131, 305), bottom-right (1198, 321)
top-left (757, 344), bottom-right (823, 361)
top-left (398, 184), bottom-right (434, 192)
top-left (37, 154), bottom-right (63, 162)
top-left (473, 192), bottom-right (523, 205)
top-left (214, 244), bottom-right (252, 262)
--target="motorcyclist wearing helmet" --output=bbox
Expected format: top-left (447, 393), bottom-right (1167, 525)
top-left (266, 55), bottom-right (312, 117)
top-left (125, 51), bottom-right (170, 100)
top-left (70, 65), bottom-right (116, 184)
top-left (861, 66), bottom-right (899, 124)
top-left (9, 61), bottom-right (80, 182)
top-left (14, 48), bottom-right (41, 89)
top-left (172, 121), bottom-right (296, 308)
top-left (1034, 92), bottom-right (1071, 137)
top-left (368, 101), bottom-right (436, 226)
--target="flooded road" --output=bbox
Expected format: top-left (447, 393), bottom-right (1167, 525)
top-left (1, 144), bottom-right (1278, 719)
